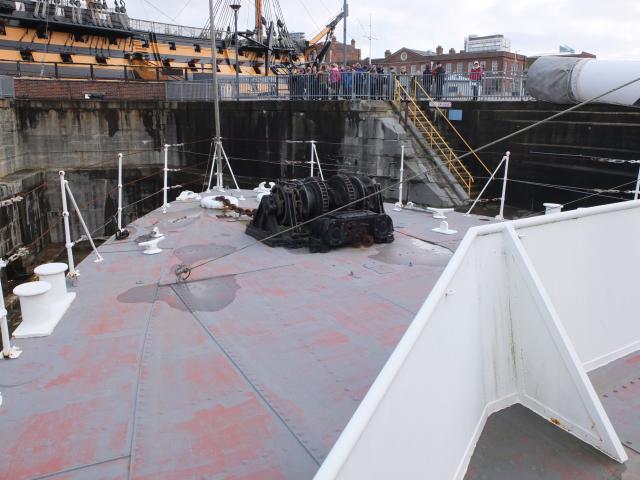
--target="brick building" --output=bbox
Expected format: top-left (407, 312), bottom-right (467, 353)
top-left (314, 36), bottom-right (362, 65)
top-left (371, 45), bottom-right (526, 75)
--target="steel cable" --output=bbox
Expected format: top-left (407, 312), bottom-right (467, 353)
top-left (170, 72), bottom-right (640, 282)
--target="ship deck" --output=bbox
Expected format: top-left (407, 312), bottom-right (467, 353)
top-left (1, 190), bottom-right (638, 479)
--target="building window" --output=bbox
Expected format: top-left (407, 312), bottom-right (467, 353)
top-left (468, 62), bottom-right (474, 72)
top-left (169, 42), bottom-right (176, 51)
top-left (410, 65), bottom-right (416, 75)
top-left (480, 61), bottom-right (486, 69)
top-left (504, 61), bottom-right (509, 73)
top-left (421, 64), bottom-right (426, 72)
top-left (446, 63), bottom-right (452, 74)
top-left (512, 63), bottom-right (518, 74)
top-left (491, 60), bottom-right (498, 71)
top-left (456, 62), bottom-right (463, 74)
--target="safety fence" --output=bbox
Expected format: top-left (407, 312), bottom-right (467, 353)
top-left (166, 72), bottom-right (530, 102)
top-left (0, 67), bottom-right (530, 101)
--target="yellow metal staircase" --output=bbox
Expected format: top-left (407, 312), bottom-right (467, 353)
top-left (394, 78), bottom-right (491, 195)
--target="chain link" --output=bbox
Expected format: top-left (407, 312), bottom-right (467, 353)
top-left (0, 195), bottom-right (23, 208)
top-left (592, 189), bottom-right (639, 194)
top-left (589, 157), bottom-right (640, 165)
top-left (7, 247), bottom-right (29, 263)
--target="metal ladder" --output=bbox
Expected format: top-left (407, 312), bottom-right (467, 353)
top-left (394, 78), bottom-right (491, 195)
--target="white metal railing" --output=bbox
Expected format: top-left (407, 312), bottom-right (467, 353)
top-left (165, 72), bottom-right (530, 102)
top-left (129, 18), bottom-right (210, 39)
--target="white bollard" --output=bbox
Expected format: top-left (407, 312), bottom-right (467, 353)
top-left (139, 236), bottom-right (165, 255)
top-left (13, 264), bottom-right (76, 339)
top-left (432, 221), bottom-right (458, 235)
top-left (12, 281), bottom-right (52, 338)
top-left (34, 262), bottom-right (69, 299)
top-left (427, 207), bottom-right (454, 219)
top-left (543, 203), bottom-right (563, 215)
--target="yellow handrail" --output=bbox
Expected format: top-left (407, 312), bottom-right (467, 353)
top-left (394, 79), bottom-right (474, 194)
top-left (412, 78), bottom-right (492, 175)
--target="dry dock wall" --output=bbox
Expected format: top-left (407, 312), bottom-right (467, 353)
top-left (426, 100), bottom-right (640, 210)
top-left (0, 98), bottom-right (461, 262)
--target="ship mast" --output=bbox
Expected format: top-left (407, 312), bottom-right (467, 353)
top-left (255, 0), bottom-right (263, 42)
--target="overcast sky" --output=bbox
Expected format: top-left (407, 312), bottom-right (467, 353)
top-left (126, 0), bottom-right (638, 60)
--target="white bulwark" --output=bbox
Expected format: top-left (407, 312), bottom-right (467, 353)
top-left (315, 200), bottom-right (640, 480)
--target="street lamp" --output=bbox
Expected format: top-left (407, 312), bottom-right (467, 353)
top-left (230, 1), bottom-right (241, 101)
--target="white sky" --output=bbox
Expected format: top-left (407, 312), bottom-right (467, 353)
top-left (125, 0), bottom-right (639, 60)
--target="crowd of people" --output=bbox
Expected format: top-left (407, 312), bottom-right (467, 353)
top-left (288, 63), bottom-right (391, 100)
top-left (286, 60), bottom-right (484, 101)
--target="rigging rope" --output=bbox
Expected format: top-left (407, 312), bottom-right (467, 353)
top-left (170, 72), bottom-right (640, 282)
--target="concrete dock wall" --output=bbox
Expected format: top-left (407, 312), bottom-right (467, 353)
top-left (0, 98), bottom-right (461, 262)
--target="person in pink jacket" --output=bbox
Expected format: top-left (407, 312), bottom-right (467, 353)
top-left (329, 63), bottom-right (341, 99)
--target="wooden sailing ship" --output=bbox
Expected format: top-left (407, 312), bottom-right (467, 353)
top-left (0, 0), bottom-right (344, 79)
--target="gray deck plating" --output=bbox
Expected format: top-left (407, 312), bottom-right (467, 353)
top-left (0, 191), bottom-right (637, 479)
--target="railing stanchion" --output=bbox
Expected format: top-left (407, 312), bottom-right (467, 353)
top-left (0, 258), bottom-right (21, 359)
top-left (394, 144), bottom-right (405, 211)
top-left (59, 170), bottom-right (77, 277)
top-left (496, 151), bottom-right (510, 220)
top-left (115, 152), bottom-right (130, 240)
top-left (466, 153), bottom-right (508, 216)
top-left (309, 140), bottom-right (324, 180)
top-left (64, 181), bottom-right (104, 264)
top-left (162, 144), bottom-right (169, 213)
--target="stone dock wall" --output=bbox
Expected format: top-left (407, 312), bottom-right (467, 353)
top-left (0, 98), bottom-right (463, 265)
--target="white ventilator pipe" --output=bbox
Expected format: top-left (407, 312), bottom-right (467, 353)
top-left (64, 182), bottom-right (104, 263)
top-left (163, 144), bottom-right (169, 213)
top-left (59, 171), bottom-right (77, 277)
top-left (634, 164), bottom-right (640, 201)
top-left (117, 152), bottom-right (123, 231)
top-left (528, 57), bottom-right (640, 107)
top-left (496, 151), bottom-right (510, 220)
top-left (309, 141), bottom-right (315, 178)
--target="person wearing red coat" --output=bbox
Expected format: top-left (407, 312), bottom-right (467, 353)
top-left (470, 61), bottom-right (483, 100)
